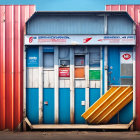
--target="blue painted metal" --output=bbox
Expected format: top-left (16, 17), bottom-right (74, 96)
top-left (43, 46), bottom-right (54, 52)
top-left (108, 16), bottom-right (133, 34)
top-left (75, 88), bottom-right (85, 124)
top-left (27, 15), bottom-right (104, 34)
top-left (26, 12), bottom-right (134, 35)
top-left (102, 47), bottom-right (105, 95)
top-left (89, 88), bottom-right (100, 107)
top-left (26, 88), bottom-right (39, 124)
top-left (119, 101), bottom-right (133, 124)
top-left (26, 46), bottom-right (39, 67)
top-left (108, 46), bottom-right (133, 124)
top-left (43, 88), bottom-right (54, 124)
top-left (108, 46), bottom-right (120, 86)
top-left (59, 88), bottom-right (70, 124)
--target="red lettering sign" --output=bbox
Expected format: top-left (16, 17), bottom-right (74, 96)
top-left (122, 53), bottom-right (131, 60)
top-left (59, 67), bottom-right (70, 77)
top-left (29, 37), bottom-right (33, 43)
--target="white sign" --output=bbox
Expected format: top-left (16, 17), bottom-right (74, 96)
top-left (24, 35), bottom-right (136, 45)
top-left (120, 52), bottom-right (133, 64)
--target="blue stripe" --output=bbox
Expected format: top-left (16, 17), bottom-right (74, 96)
top-left (26, 88), bottom-right (39, 124)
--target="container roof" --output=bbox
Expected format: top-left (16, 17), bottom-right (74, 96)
top-left (26, 11), bottom-right (135, 24)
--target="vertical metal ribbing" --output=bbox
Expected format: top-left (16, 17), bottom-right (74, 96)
top-left (54, 46), bottom-right (59, 124)
top-left (85, 47), bottom-right (89, 111)
top-left (70, 47), bottom-right (74, 123)
top-left (39, 46), bottom-right (43, 124)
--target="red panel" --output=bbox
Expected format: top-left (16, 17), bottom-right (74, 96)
top-left (136, 25), bottom-right (140, 130)
top-left (106, 4), bottom-right (140, 131)
top-left (59, 67), bottom-right (70, 77)
top-left (0, 6), bottom-right (5, 130)
top-left (0, 5), bottom-right (35, 131)
top-left (5, 5), bottom-right (14, 130)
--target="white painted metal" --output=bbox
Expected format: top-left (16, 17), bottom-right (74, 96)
top-left (75, 79), bottom-right (86, 88)
top-left (54, 46), bottom-right (59, 124)
top-left (59, 79), bottom-right (70, 88)
top-left (43, 70), bottom-right (54, 88)
top-left (25, 35), bottom-right (136, 45)
top-left (100, 46), bottom-right (103, 96)
top-left (85, 49), bottom-right (89, 110)
top-left (26, 68), bottom-right (39, 88)
top-left (104, 46), bottom-right (108, 93)
top-left (70, 47), bottom-right (75, 124)
top-left (23, 45), bottom-right (27, 131)
top-left (133, 46), bottom-right (136, 121)
top-left (39, 46), bottom-right (43, 124)
top-left (104, 15), bottom-right (108, 34)
top-left (89, 81), bottom-right (101, 88)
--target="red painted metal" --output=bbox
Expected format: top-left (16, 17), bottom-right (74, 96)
top-left (0, 5), bottom-right (35, 131)
top-left (106, 4), bottom-right (140, 130)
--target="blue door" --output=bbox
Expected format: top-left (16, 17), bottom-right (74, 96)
top-left (43, 88), bottom-right (54, 124)
top-left (59, 88), bottom-right (70, 124)
top-left (75, 88), bottom-right (85, 124)
top-left (108, 46), bottom-right (133, 124)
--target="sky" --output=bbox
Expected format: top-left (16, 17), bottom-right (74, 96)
top-left (0, 0), bottom-right (140, 11)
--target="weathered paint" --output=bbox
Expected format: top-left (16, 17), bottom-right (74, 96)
top-left (0, 5), bottom-right (35, 130)
top-left (106, 4), bottom-right (140, 130)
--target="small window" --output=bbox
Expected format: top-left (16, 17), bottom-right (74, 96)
top-left (43, 52), bottom-right (54, 68)
top-left (75, 55), bottom-right (85, 66)
top-left (60, 60), bottom-right (70, 67)
top-left (89, 47), bottom-right (100, 67)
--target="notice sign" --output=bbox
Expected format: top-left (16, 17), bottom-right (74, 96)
top-left (120, 52), bottom-right (133, 64)
top-left (59, 67), bottom-right (70, 77)
top-left (25, 35), bottom-right (136, 45)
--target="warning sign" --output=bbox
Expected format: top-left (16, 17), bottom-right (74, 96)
top-left (59, 67), bottom-right (70, 77)
top-left (120, 52), bottom-right (133, 64)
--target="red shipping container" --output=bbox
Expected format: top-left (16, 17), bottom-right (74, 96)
top-left (0, 5), bottom-right (35, 131)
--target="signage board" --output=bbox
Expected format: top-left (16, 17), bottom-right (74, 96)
top-left (120, 52), bottom-right (133, 64)
top-left (59, 67), bottom-right (70, 77)
top-left (25, 35), bottom-right (136, 45)
top-left (89, 70), bottom-right (100, 80)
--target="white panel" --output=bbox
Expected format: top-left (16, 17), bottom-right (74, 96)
top-left (44, 70), bottom-right (54, 88)
top-left (59, 79), bottom-right (70, 88)
top-left (26, 68), bottom-right (39, 88)
top-left (59, 79), bottom-right (65, 88)
top-left (75, 79), bottom-right (85, 88)
top-left (25, 35), bottom-right (136, 45)
top-left (64, 79), bottom-right (70, 88)
top-left (32, 68), bottom-right (39, 88)
top-left (90, 81), bottom-right (101, 88)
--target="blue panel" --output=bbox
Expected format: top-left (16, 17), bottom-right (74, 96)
top-left (59, 88), bottom-right (70, 124)
top-left (27, 15), bottom-right (104, 35)
top-left (26, 46), bottom-right (39, 67)
top-left (102, 47), bottom-right (105, 95)
top-left (75, 88), bottom-right (85, 124)
top-left (119, 101), bottom-right (133, 124)
top-left (108, 114), bottom-right (118, 124)
top-left (89, 88), bottom-right (100, 107)
top-left (108, 46), bottom-right (120, 85)
top-left (108, 16), bottom-right (133, 34)
top-left (43, 88), bottom-right (54, 124)
top-left (43, 46), bottom-right (54, 52)
top-left (26, 88), bottom-right (39, 124)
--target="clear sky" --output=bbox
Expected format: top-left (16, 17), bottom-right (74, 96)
top-left (0, 0), bottom-right (140, 11)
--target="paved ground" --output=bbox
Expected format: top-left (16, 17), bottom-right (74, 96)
top-left (0, 130), bottom-right (140, 140)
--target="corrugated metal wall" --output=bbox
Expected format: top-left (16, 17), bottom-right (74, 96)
top-left (0, 5), bottom-right (35, 131)
top-left (26, 13), bottom-right (133, 35)
top-left (106, 4), bottom-right (140, 130)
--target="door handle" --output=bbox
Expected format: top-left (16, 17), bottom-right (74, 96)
top-left (44, 101), bottom-right (48, 105)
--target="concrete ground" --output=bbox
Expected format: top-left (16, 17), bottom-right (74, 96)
top-left (0, 130), bottom-right (140, 140)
